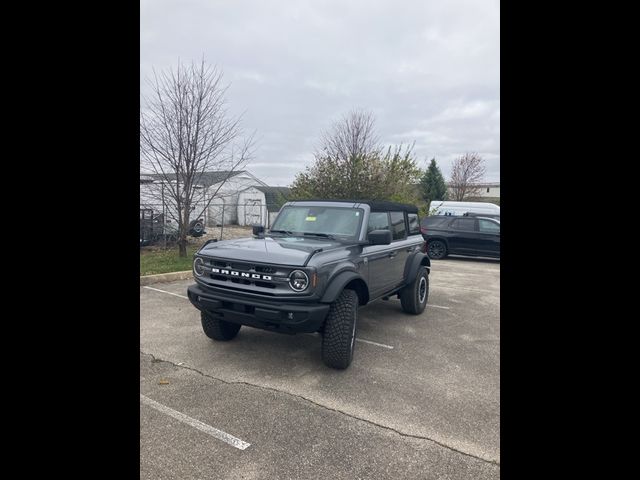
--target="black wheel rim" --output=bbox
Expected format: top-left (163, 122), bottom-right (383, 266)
top-left (428, 242), bottom-right (444, 258)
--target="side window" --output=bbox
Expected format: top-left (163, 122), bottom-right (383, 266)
top-left (367, 212), bottom-right (389, 233)
top-left (389, 211), bottom-right (406, 240)
top-left (407, 213), bottom-right (420, 235)
top-left (478, 219), bottom-right (500, 234)
top-left (450, 218), bottom-right (476, 231)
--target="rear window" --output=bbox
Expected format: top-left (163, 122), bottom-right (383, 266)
top-left (407, 213), bottom-right (420, 235)
top-left (389, 211), bottom-right (406, 240)
top-left (422, 216), bottom-right (450, 227)
top-left (450, 218), bottom-right (476, 231)
top-left (478, 219), bottom-right (500, 233)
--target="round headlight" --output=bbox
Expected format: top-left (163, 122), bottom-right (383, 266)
top-left (193, 257), bottom-right (205, 276)
top-left (289, 270), bottom-right (309, 292)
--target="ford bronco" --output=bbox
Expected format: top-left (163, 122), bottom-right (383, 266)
top-left (187, 200), bottom-right (430, 369)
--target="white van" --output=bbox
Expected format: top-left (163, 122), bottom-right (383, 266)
top-left (429, 200), bottom-right (500, 218)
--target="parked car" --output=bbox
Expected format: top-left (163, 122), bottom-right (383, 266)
top-left (187, 200), bottom-right (430, 369)
top-left (420, 215), bottom-right (500, 259)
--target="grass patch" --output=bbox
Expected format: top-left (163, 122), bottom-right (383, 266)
top-left (140, 246), bottom-right (199, 276)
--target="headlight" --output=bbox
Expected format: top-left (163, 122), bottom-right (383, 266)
top-left (193, 257), bottom-right (205, 276)
top-left (289, 270), bottom-right (309, 292)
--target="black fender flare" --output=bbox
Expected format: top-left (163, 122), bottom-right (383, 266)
top-left (404, 252), bottom-right (431, 283)
top-left (320, 271), bottom-right (369, 305)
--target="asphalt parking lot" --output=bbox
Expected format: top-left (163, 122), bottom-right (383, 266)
top-left (140, 256), bottom-right (500, 479)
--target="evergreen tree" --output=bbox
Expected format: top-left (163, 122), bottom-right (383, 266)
top-left (420, 158), bottom-right (448, 204)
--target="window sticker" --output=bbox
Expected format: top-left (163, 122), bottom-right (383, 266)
top-left (305, 216), bottom-right (317, 221)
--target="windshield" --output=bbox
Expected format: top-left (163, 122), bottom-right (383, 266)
top-left (270, 206), bottom-right (364, 239)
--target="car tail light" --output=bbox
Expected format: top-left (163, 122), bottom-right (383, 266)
top-left (420, 226), bottom-right (428, 234)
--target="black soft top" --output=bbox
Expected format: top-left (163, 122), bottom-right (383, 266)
top-left (289, 199), bottom-right (418, 214)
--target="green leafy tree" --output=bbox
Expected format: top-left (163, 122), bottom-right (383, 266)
top-left (420, 158), bottom-right (448, 205)
top-left (290, 110), bottom-right (422, 205)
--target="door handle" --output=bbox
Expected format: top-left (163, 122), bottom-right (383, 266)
top-left (388, 251), bottom-right (397, 258)
top-left (406, 247), bottom-right (414, 252)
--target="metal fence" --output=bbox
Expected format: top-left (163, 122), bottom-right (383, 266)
top-left (140, 202), bottom-right (277, 246)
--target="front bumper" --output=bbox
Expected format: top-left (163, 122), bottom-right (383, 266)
top-left (187, 283), bottom-right (330, 334)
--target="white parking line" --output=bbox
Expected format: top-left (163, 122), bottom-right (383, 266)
top-left (431, 285), bottom-right (497, 294)
top-left (142, 286), bottom-right (188, 299)
top-left (355, 338), bottom-right (394, 349)
top-left (143, 285), bottom-right (396, 350)
top-left (140, 394), bottom-right (251, 450)
top-left (304, 333), bottom-right (393, 350)
top-left (428, 304), bottom-right (450, 310)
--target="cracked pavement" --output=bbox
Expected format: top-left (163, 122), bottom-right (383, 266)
top-left (140, 256), bottom-right (500, 479)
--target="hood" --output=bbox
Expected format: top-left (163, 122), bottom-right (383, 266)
top-left (198, 236), bottom-right (345, 266)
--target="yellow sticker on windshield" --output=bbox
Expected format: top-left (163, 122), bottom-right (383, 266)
top-left (305, 216), bottom-right (317, 221)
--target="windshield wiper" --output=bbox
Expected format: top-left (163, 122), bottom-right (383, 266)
top-left (269, 229), bottom-right (294, 236)
top-left (301, 232), bottom-right (336, 240)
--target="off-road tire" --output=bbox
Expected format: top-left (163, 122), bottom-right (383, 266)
top-left (189, 221), bottom-right (205, 237)
top-left (400, 267), bottom-right (429, 314)
top-left (321, 289), bottom-right (358, 369)
top-left (427, 240), bottom-right (448, 259)
top-left (201, 311), bottom-right (241, 341)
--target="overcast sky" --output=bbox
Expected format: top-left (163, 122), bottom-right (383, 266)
top-left (141, 0), bottom-right (500, 186)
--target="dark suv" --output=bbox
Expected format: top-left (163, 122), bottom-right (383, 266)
top-left (420, 215), bottom-right (500, 260)
top-left (187, 200), bottom-right (430, 369)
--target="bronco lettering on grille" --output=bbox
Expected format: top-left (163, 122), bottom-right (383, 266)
top-left (211, 267), bottom-right (272, 281)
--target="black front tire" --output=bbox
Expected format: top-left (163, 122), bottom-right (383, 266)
top-left (427, 240), bottom-right (448, 259)
top-left (321, 289), bottom-right (358, 369)
top-left (201, 311), bottom-right (241, 341)
top-left (400, 267), bottom-right (429, 314)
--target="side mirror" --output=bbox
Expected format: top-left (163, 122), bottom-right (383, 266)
top-left (252, 225), bottom-right (265, 236)
top-left (368, 229), bottom-right (392, 245)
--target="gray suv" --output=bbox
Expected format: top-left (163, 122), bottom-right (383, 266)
top-left (187, 200), bottom-right (430, 369)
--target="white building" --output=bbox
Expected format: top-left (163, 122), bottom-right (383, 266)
top-left (140, 170), bottom-right (268, 227)
top-left (475, 182), bottom-right (501, 198)
top-left (237, 186), bottom-right (291, 227)
top-left (447, 182), bottom-right (500, 199)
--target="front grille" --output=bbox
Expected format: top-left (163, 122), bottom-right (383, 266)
top-left (230, 262), bottom-right (252, 270)
top-left (213, 260), bottom-right (255, 271)
top-left (255, 266), bottom-right (276, 274)
top-left (199, 256), bottom-right (295, 295)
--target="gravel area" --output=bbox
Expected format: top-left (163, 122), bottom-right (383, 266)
top-left (187, 225), bottom-right (253, 246)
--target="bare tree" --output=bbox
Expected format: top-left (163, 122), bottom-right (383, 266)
top-left (290, 109), bottom-right (421, 202)
top-left (140, 60), bottom-right (254, 257)
top-left (319, 109), bottom-right (380, 162)
top-left (448, 153), bottom-right (487, 201)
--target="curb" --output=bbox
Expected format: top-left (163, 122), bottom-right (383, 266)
top-left (140, 270), bottom-right (193, 286)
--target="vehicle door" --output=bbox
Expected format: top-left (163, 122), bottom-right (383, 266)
top-left (362, 212), bottom-right (395, 297)
top-left (477, 218), bottom-right (501, 256)
top-left (387, 211), bottom-right (411, 287)
top-left (447, 217), bottom-right (479, 254)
